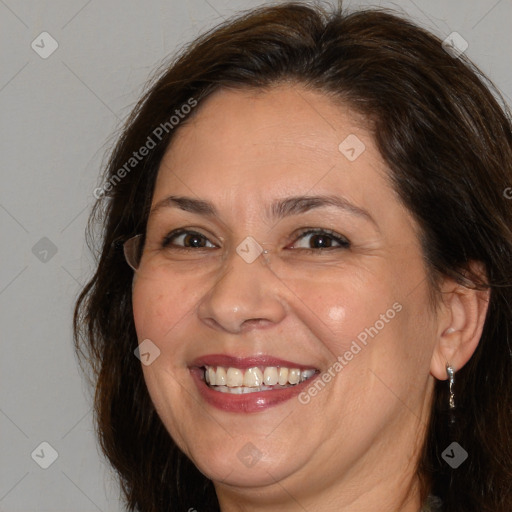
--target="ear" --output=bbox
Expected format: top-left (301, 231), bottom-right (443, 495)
top-left (430, 262), bottom-right (490, 380)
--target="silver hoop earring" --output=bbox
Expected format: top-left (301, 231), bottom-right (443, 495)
top-left (446, 364), bottom-right (456, 410)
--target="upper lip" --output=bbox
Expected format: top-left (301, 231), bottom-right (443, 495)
top-left (191, 354), bottom-right (318, 370)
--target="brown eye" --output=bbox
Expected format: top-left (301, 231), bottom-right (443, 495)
top-left (308, 233), bottom-right (335, 248)
top-left (162, 230), bottom-right (216, 249)
top-left (290, 229), bottom-right (350, 250)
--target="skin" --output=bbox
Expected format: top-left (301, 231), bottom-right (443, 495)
top-left (131, 85), bottom-right (489, 511)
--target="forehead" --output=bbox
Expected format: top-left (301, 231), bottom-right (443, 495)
top-left (150, 85), bottom-right (414, 238)
top-left (155, 86), bottom-right (379, 193)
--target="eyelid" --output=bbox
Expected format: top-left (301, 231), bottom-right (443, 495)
top-left (160, 227), bottom-right (350, 251)
top-left (162, 228), bottom-right (219, 249)
top-left (288, 228), bottom-right (351, 249)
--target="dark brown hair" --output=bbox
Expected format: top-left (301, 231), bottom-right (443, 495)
top-left (74, 2), bottom-right (512, 511)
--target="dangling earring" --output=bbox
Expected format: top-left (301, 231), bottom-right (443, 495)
top-left (446, 364), bottom-right (456, 409)
top-left (445, 363), bottom-right (457, 431)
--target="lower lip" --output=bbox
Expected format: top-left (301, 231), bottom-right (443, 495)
top-left (190, 368), bottom-right (317, 413)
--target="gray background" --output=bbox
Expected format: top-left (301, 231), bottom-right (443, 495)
top-left (1, 0), bottom-right (510, 510)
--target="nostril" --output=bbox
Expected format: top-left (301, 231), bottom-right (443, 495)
top-left (241, 318), bottom-right (268, 329)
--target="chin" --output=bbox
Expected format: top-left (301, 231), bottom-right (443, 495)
top-left (179, 430), bottom-right (306, 489)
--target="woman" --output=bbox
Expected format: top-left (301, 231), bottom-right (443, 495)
top-left (74, 2), bottom-right (512, 511)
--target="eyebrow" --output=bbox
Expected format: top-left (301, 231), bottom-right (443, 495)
top-left (151, 194), bottom-right (378, 228)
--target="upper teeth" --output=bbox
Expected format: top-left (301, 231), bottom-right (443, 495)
top-left (204, 366), bottom-right (316, 387)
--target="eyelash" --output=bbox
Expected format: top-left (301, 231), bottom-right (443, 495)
top-left (290, 228), bottom-right (351, 251)
top-left (161, 228), bottom-right (351, 252)
top-left (161, 229), bottom-right (216, 250)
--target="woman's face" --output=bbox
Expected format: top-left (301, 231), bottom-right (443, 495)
top-left (132, 85), bottom-right (438, 506)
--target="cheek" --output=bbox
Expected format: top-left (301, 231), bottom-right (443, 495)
top-left (285, 266), bottom-right (398, 352)
top-left (132, 272), bottom-right (198, 341)
top-left (327, 306), bottom-right (345, 322)
top-left (131, 275), bottom-right (199, 449)
top-left (290, 256), bottom-right (433, 374)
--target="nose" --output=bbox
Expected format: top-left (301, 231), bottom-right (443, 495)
top-left (197, 249), bottom-right (286, 334)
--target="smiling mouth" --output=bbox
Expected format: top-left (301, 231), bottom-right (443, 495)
top-left (203, 365), bottom-right (318, 394)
